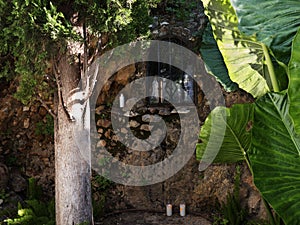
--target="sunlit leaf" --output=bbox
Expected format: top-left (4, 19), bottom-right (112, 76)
top-left (202, 0), bottom-right (270, 97)
top-left (250, 93), bottom-right (300, 225)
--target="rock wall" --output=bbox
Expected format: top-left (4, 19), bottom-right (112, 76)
top-left (0, 80), bottom-right (55, 202)
top-left (0, 76), bottom-right (265, 221)
top-left (90, 1), bottom-right (267, 221)
top-left (95, 84), bottom-right (266, 220)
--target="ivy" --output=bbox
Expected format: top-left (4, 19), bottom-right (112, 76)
top-left (165, 0), bottom-right (197, 20)
top-left (43, 2), bottom-right (76, 40)
top-left (0, 0), bottom-right (73, 104)
top-left (0, 0), bottom-right (161, 104)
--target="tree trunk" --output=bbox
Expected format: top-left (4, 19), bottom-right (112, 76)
top-left (54, 55), bottom-right (93, 225)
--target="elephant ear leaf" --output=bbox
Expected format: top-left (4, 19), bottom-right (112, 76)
top-left (200, 23), bottom-right (238, 92)
top-left (197, 104), bottom-right (253, 167)
top-left (202, 0), bottom-right (270, 97)
top-left (288, 28), bottom-right (300, 134)
top-left (250, 93), bottom-right (300, 225)
top-left (231, 0), bottom-right (300, 65)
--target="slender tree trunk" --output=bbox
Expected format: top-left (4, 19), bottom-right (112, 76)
top-left (54, 55), bottom-right (93, 225)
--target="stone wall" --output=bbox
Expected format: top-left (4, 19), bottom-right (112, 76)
top-left (150, 0), bottom-right (207, 50)
top-left (92, 1), bottom-right (267, 220)
top-left (94, 62), bottom-right (266, 220)
top-left (0, 81), bottom-right (55, 193)
top-left (0, 80), bottom-right (55, 219)
top-left (98, 87), bottom-right (266, 218)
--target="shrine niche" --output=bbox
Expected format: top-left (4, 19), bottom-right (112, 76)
top-left (93, 1), bottom-right (265, 222)
top-left (146, 37), bottom-right (197, 106)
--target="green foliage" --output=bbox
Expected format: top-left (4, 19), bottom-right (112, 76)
top-left (0, 0), bottom-right (160, 104)
top-left (165, 0), bottom-right (197, 20)
top-left (202, 0), bottom-right (271, 97)
top-left (250, 93), bottom-right (300, 225)
top-left (91, 175), bottom-right (113, 218)
top-left (231, 0), bottom-right (300, 65)
top-left (27, 178), bottom-right (43, 200)
top-left (43, 2), bottom-right (76, 40)
top-left (73, 0), bottom-right (159, 46)
top-left (4, 200), bottom-right (55, 225)
top-left (288, 29), bottom-right (300, 134)
top-left (2, 176), bottom-right (113, 224)
top-left (93, 175), bottom-right (112, 192)
top-left (5, 156), bottom-right (18, 167)
top-left (199, 0), bottom-right (300, 224)
top-left (213, 218), bottom-right (270, 225)
top-left (0, 0), bottom-right (73, 104)
top-left (3, 178), bottom-right (55, 225)
top-left (220, 166), bottom-right (247, 225)
top-left (0, 189), bottom-right (10, 202)
top-left (213, 166), bottom-right (270, 225)
top-left (213, 216), bottom-right (230, 225)
top-left (76, 222), bottom-right (89, 225)
top-left (92, 196), bottom-right (106, 220)
top-left (200, 24), bottom-right (238, 91)
top-left (196, 104), bottom-right (253, 164)
top-left (35, 114), bottom-right (54, 136)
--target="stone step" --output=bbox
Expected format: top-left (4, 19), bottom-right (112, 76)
top-left (96, 212), bottom-right (212, 225)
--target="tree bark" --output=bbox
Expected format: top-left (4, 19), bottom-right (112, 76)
top-left (54, 55), bottom-right (93, 225)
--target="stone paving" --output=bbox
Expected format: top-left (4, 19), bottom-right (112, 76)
top-left (96, 211), bottom-right (212, 225)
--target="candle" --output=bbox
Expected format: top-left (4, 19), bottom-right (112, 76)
top-left (166, 204), bottom-right (172, 216)
top-left (180, 204), bottom-right (186, 217)
top-left (119, 93), bottom-right (124, 108)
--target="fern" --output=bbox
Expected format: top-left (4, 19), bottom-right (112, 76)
top-left (220, 165), bottom-right (248, 225)
top-left (3, 178), bottom-right (55, 225)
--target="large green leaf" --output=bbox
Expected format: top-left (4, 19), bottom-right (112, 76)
top-left (202, 0), bottom-right (270, 97)
top-left (288, 28), bottom-right (300, 134)
top-left (250, 93), bottom-right (300, 225)
top-left (231, 0), bottom-right (300, 65)
top-left (197, 104), bottom-right (253, 164)
top-left (200, 24), bottom-right (238, 91)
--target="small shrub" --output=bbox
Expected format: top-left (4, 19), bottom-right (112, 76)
top-left (0, 189), bottom-right (9, 200)
top-left (35, 114), bottom-right (54, 136)
top-left (91, 174), bottom-right (113, 218)
top-left (213, 165), bottom-right (247, 225)
top-left (3, 178), bottom-right (55, 225)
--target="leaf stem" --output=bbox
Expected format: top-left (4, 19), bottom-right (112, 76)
top-left (262, 43), bottom-right (279, 92)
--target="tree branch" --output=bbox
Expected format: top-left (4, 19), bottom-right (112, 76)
top-left (53, 60), bottom-right (75, 121)
top-left (83, 21), bottom-right (88, 75)
top-left (36, 95), bottom-right (57, 119)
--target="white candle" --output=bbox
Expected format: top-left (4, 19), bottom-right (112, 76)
top-left (119, 93), bottom-right (124, 108)
top-left (180, 204), bottom-right (186, 217)
top-left (166, 204), bottom-right (172, 216)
